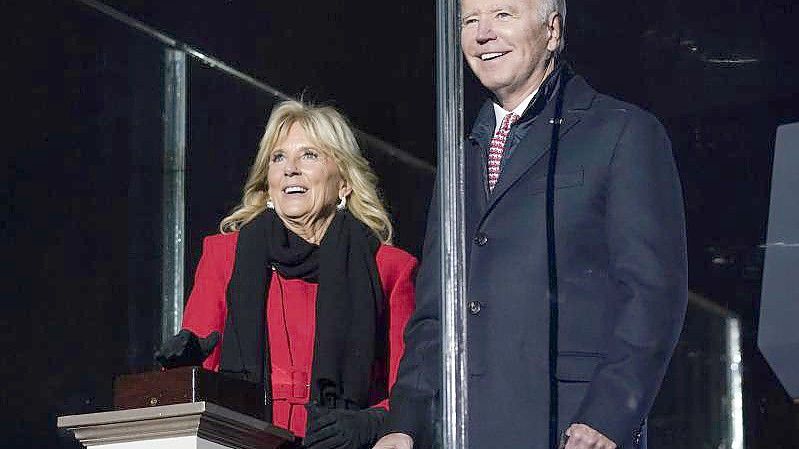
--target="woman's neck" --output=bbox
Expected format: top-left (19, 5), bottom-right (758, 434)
top-left (282, 212), bottom-right (335, 245)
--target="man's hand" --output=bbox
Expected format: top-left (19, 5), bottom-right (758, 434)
top-left (372, 432), bottom-right (413, 449)
top-left (563, 424), bottom-right (616, 449)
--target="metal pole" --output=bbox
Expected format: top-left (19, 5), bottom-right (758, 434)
top-left (161, 49), bottom-right (187, 343)
top-left (436, 0), bottom-right (467, 447)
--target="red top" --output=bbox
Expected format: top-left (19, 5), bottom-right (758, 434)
top-left (181, 232), bottom-right (417, 436)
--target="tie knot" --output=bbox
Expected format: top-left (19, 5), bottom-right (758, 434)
top-left (501, 113), bottom-right (519, 131)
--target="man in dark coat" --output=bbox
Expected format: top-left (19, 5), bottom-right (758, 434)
top-left (374, 0), bottom-right (687, 448)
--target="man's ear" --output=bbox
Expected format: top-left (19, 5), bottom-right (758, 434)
top-left (546, 12), bottom-right (562, 52)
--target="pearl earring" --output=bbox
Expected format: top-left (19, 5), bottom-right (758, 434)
top-left (336, 196), bottom-right (347, 210)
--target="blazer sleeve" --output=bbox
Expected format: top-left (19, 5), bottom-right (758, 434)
top-left (371, 249), bottom-right (419, 410)
top-left (572, 110), bottom-right (688, 444)
top-left (180, 234), bottom-right (236, 372)
top-left (382, 185), bottom-right (442, 445)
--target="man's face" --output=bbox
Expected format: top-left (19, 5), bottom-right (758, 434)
top-left (461, 0), bottom-right (559, 107)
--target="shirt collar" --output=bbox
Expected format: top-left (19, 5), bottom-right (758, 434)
top-left (492, 89), bottom-right (537, 133)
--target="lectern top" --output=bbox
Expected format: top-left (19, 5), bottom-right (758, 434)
top-left (57, 402), bottom-right (294, 449)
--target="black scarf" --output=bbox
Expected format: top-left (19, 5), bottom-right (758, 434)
top-left (219, 209), bottom-right (388, 422)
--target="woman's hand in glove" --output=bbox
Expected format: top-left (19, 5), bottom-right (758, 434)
top-left (154, 329), bottom-right (220, 369)
top-left (303, 402), bottom-right (387, 449)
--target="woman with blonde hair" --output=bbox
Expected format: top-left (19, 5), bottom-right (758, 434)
top-left (156, 100), bottom-right (417, 449)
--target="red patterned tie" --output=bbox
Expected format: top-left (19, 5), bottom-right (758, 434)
top-left (487, 112), bottom-right (519, 191)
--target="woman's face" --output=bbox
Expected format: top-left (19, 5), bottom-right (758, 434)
top-left (267, 122), bottom-right (350, 229)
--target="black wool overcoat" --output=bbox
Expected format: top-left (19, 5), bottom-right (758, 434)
top-left (385, 69), bottom-right (688, 449)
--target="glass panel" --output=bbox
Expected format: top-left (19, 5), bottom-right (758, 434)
top-left (650, 296), bottom-right (743, 448)
top-left (183, 59), bottom-right (283, 274)
top-left (5, 3), bottom-right (165, 448)
top-left (455, 1), bottom-right (799, 448)
top-left (182, 58), bottom-right (435, 284)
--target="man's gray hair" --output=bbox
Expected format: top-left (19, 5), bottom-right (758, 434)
top-left (538, 0), bottom-right (566, 55)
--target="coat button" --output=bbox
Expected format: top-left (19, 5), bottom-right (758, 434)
top-left (468, 300), bottom-right (482, 315)
top-left (473, 232), bottom-right (488, 246)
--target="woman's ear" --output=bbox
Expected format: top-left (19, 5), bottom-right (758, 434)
top-left (338, 181), bottom-right (353, 200)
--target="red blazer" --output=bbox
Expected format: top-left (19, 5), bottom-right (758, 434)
top-left (181, 232), bottom-right (417, 436)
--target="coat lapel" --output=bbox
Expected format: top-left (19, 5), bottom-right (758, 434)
top-left (483, 75), bottom-right (596, 215)
top-left (466, 101), bottom-right (496, 214)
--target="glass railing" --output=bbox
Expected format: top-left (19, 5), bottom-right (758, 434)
top-left (19, 3), bottom-right (433, 448)
top-left (70, 0), bottom-right (436, 370)
top-left (650, 293), bottom-right (744, 449)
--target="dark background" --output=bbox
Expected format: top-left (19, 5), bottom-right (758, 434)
top-left (2, 0), bottom-right (798, 447)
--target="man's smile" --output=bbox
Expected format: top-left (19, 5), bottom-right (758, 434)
top-left (479, 51), bottom-right (510, 61)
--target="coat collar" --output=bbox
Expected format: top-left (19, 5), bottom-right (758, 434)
top-left (467, 63), bottom-right (598, 216)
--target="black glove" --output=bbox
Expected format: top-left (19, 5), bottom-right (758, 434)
top-left (303, 402), bottom-right (387, 449)
top-left (154, 329), bottom-right (220, 369)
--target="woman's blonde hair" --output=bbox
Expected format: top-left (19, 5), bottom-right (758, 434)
top-left (220, 100), bottom-right (393, 244)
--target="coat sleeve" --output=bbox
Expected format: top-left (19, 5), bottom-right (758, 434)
top-left (382, 185), bottom-right (442, 445)
top-left (371, 250), bottom-right (419, 410)
top-left (572, 110), bottom-right (688, 444)
top-left (181, 234), bottom-right (236, 372)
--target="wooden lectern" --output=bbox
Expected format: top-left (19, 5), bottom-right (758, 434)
top-left (58, 367), bottom-right (295, 449)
